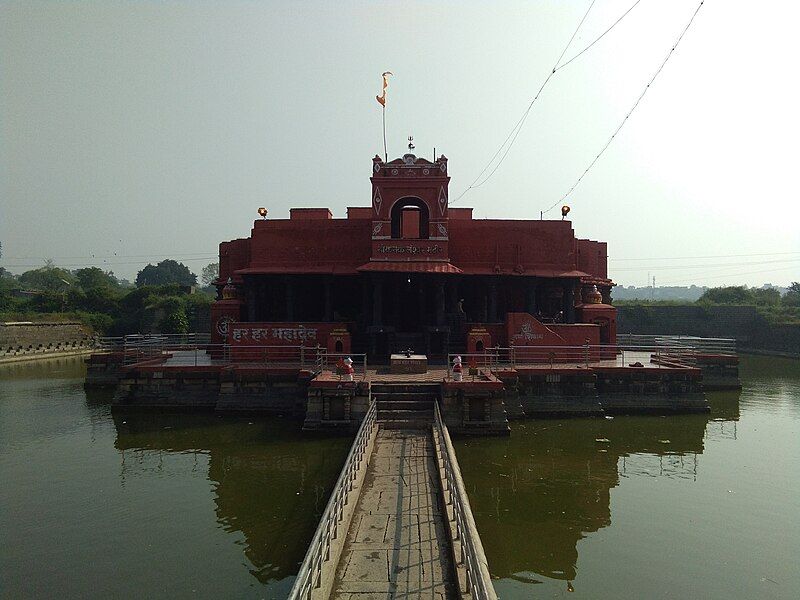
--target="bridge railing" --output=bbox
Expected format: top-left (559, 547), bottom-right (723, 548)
top-left (288, 400), bottom-right (379, 600)
top-left (433, 401), bottom-right (498, 600)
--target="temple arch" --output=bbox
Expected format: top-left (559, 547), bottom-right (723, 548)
top-left (390, 197), bottom-right (429, 239)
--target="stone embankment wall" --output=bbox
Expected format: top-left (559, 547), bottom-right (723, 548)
top-left (1, 322), bottom-right (96, 362)
top-left (617, 305), bottom-right (800, 356)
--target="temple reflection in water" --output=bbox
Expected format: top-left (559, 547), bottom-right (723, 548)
top-left (107, 389), bottom-right (739, 588)
top-left (110, 413), bottom-right (351, 584)
top-left (454, 389), bottom-right (740, 585)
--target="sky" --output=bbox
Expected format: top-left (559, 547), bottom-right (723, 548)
top-left (1, 0), bottom-right (798, 287)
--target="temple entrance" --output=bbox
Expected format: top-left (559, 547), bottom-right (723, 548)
top-left (398, 277), bottom-right (421, 332)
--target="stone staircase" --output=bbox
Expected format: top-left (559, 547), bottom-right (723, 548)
top-left (372, 383), bottom-right (440, 429)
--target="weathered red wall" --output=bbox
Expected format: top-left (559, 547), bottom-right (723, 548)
top-left (448, 220), bottom-right (577, 275)
top-left (576, 239), bottom-right (608, 279)
top-left (219, 238), bottom-right (251, 282)
top-left (244, 219), bottom-right (372, 274)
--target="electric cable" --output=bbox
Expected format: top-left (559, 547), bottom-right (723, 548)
top-left (449, 0), bottom-right (597, 205)
top-left (542, 0), bottom-right (705, 216)
top-left (555, 0), bottom-right (643, 72)
top-left (657, 265), bottom-right (799, 286)
top-left (611, 257), bottom-right (800, 272)
top-left (610, 250), bottom-right (800, 261)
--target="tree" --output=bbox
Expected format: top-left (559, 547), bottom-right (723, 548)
top-left (200, 262), bottom-right (219, 287)
top-left (18, 267), bottom-right (76, 292)
top-left (698, 286), bottom-right (753, 305)
top-left (135, 260), bottom-right (197, 287)
top-left (784, 282), bottom-right (800, 307)
top-left (74, 267), bottom-right (119, 290)
top-left (750, 287), bottom-right (781, 306)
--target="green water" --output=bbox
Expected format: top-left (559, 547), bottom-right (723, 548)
top-left (0, 357), bottom-right (351, 599)
top-left (1, 356), bottom-right (798, 599)
top-left (455, 355), bottom-right (800, 599)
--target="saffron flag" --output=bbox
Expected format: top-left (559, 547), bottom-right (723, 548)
top-left (376, 71), bottom-right (392, 107)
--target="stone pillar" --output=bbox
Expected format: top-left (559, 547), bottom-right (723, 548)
top-left (361, 277), bottom-right (369, 327)
top-left (563, 281), bottom-right (575, 324)
top-left (436, 279), bottom-right (446, 326)
top-left (246, 282), bottom-right (256, 322)
top-left (392, 278), bottom-right (401, 328)
top-left (488, 278), bottom-right (498, 323)
top-left (323, 276), bottom-right (332, 322)
top-left (286, 277), bottom-right (295, 322)
top-left (447, 279), bottom-right (458, 314)
top-left (372, 275), bottom-right (383, 326)
top-left (418, 279), bottom-right (426, 327)
top-left (260, 281), bottom-right (267, 321)
top-left (526, 277), bottom-right (538, 315)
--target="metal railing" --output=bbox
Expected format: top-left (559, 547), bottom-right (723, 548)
top-left (444, 338), bottom-right (738, 377)
top-left (432, 401), bottom-right (497, 600)
top-left (617, 334), bottom-right (736, 355)
top-left (109, 334), bottom-right (369, 373)
top-left (288, 400), bottom-right (378, 600)
top-left (315, 351), bottom-right (368, 380)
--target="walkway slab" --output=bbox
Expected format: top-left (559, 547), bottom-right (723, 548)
top-left (331, 429), bottom-right (457, 599)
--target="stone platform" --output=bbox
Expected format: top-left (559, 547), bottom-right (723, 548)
top-left (390, 353), bottom-right (428, 374)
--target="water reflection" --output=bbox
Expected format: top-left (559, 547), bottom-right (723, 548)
top-left (111, 412), bottom-right (351, 585)
top-left (455, 390), bottom-right (741, 585)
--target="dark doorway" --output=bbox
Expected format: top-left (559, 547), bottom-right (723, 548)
top-left (390, 197), bottom-right (429, 239)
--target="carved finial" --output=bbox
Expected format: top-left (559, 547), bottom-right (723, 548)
top-left (408, 135), bottom-right (415, 151)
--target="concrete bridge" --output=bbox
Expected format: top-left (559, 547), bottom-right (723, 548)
top-left (289, 398), bottom-right (497, 600)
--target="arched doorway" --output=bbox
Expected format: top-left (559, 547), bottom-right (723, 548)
top-left (390, 197), bottom-right (429, 239)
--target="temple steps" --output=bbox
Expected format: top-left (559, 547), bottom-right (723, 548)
top-left (372, 383), bottom-right (440, 428)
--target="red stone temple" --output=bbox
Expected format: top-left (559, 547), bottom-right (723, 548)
top-left (211, 153), bottom-right (617, 362)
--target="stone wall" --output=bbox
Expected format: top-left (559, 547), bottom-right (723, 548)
top-left (1, 321), bottom-right (96, 361)
top-left (616, 305), bottom-right (800, 355)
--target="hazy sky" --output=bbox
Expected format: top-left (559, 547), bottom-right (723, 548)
top-left (2, 0), bottom-right (798, 287)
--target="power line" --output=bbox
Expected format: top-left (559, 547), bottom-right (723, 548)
top-left (610, 257), bottom-right (800, 272)
top-left (449, 0), bottom-right (597, 205)
top-left (555, 0), bottom-right (644, 72)
top-left (451, 0), bottom-right (647, 206)
top-left (657, 265), bottom-right (799, 286)
top-left (609, 250), bottom-right (800, 262)
top-left (4, 252), bottom-right (215, 260)
top-left (3, 256), bottom-right (217, 269)
top-left (542, 0), bottom-right (705, 216)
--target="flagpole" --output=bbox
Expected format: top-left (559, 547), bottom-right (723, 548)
top-left (382, 104), bottom-right (387, 162)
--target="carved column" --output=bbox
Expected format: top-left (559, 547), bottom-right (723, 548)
top-left (563, 280), bottom-right (575, 324)
top-left (246, 282), bottom-right (256, 322)
top-left (323, 276), bottom-right (332, 322)
top-left (526, 277), bottom-right (538, 315)
top-left (372, 275), bottom-right (383, 326)
top-left (361, 277), bottom-right (369, 327)
top-left (488, 277), bottom-right (498, 323)
top-left (436, 279), bottom-right (446, 326)
top-left (286, 277), bottom-right (295, 322)
top-left (418, 279), bottom-right (426, 327)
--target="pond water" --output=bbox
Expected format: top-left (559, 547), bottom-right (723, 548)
top-left (455, 355), bottom-right (800, 599)
top-left (0, 357), bottom-right (351, 599)
top-left (1, 355), bottom-right (798, 599)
